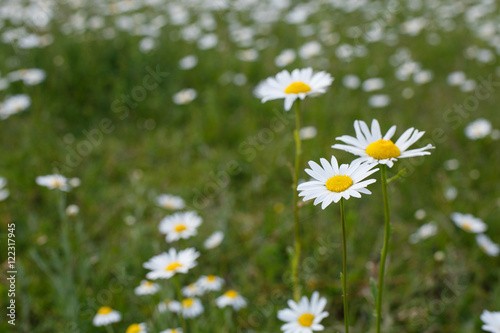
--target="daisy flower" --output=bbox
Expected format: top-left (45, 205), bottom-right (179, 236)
top-left (450, 212), bottom-right (487, 233)
top-left (216, 290), bottom-right (247, 310)
top-left (36, 174), bottom-right (70, 191)
top-left (171, 298), bottom-right (204, 318)
top-left (277, 291), bottom-right (329, 333)
top-left (157, 299), bottom-right (178, 313)
top-left (160, 328), bottom-right (183, 333)
top-left (409, 222), bottom-right (438, 244)
top-left (92, 306), bottom-right (121, 326)
top-left (134, 280), bottom-right (160, 295)
top-left (476, 234), bottom-right (499, 257)
top-left (156, 194), bottom-right (186, 210)
top-left (159, 211), bottom-right (203, 243)
top-left (204, 231), bottom-right (224, 249)
top-left (297, 156), bottom-right (378, 209)
top-left (331, 119), bottom-right (434, 168)
top-left (182, 283), bottom-right (204, 297)
top-left (255, 67), bottom-right (333, 111)
top-left (196, 275), bottom-right (224, 292)
top-left (481, 310), bottom-right (500, 333)
top-left (143, 248), bottom-right (200, 280)
top-left (126, 323), bottom-right (147, 333)
top-left (173, 88), bottom-right (197, 105)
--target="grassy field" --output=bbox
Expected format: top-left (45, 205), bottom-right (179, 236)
top-left (1, 0), bottom-right (499, 332)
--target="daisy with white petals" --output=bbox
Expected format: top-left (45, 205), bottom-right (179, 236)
top-left (160, 329), bottom-right (183, 333)
top-left (297, 156), bottom-right (378, 209)
top-left (277, 291), bottom-right (329, 333)
top-left (196, 275), bottom-right (224, 292)
top-left (134, 280), bottom-right (160, 295)
top-left (92, 306), bottom-right (121, 326)
top-left (255, 67), bottom-right (333, 111)
top-left (143, 248), bottom-right (200, 280)
top-left (36, 174), bottom-right (70, 191)
top-left (172, 298), bottom-right (204, 318)
top-left (156, 194), bottom-right (186, 210)
top-left (451, 212), bottom-right (487, 233)
top-left (332, 119), bottom-right (434, 168)
top-left (216, 290), bottom-right (247, 310)
top-left (476, 234), bottom-right (499, 257)
top-left (481, 310), bottom-right (500, 333)
top-left (159, 211), bottom-right (202, 243)
top-left (204, 231), bottom-right (224, 249)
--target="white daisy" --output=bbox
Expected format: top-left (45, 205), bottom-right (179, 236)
top-left (409, 222), bottom-right (438, 244)
top-left (277, 291), bottom-right (329, 333)
top-left (159, 211), bottom-right (202, 243)
top-left (157, 299), bottom-right (178, 313)
top-left (134, 280), bottom-right (160, 295)
top-left (156, 194), bottom-right (186, 210)
top-left (173, 88), bottom-right (197, 105)
top-left (126, 323), bottom-right (147, 333)
top-left (143, 248), bottom-right (200, 280)
top-left (476, 234), bottom-right (499, 257)
top-left (92, 306), bottom-right (121, 326)
top-left (160, 328), bottom-right (183, 333)
top-left (172, 298), bottom-right (204, 318)
top-left (182, 283), bottom-right (204, 297)
top-left (65, 204), bottom-right (79, 217)
top-left (196, 275), bottom-right (224, 292)
top-left (297, 156), bottom-right (378, 209)
top-left (0, 94), bottom-right (31, 119)
top-left (255, 68), bottom-right (334, 111)
top-left (36, 174), bottom-right (70, 191)
top-left (299, 126), bottom-right (317, 140)
top-left (204, 231), bottom-right (224, 249)
top-left (332, 119), bottom-right (435, 168)
top-left (450, 212), bottom-right (487, 233)
top-left (216, 290), bottom-right (247, 310)
top-left (465, 118), bottom-right (492, 140)
top-left (481, 310), bottom-right (500, 333)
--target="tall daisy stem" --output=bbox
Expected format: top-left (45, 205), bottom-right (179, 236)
top-left (340, 198), bottom-right (349, 333)
top-left (174, 275), bottom-right (187, 333)
top-left (376, 165), bottom-right (391, 333)
top-left (292, 100), bottom-right (302, 302)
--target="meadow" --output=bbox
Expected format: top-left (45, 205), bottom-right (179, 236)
top-left (0, 0), bottom-right (499, 332)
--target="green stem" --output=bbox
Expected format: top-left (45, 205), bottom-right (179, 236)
top-left (292, 100), bottom-right (302, 302)
top-left (104, 325), bottom-right (115, 333)
top-left (174, 275), bottom-right (187, 333)
top-left (376, 165), bottom-right (391, 333)
top-left (340, 198), bottom-right (349, 333)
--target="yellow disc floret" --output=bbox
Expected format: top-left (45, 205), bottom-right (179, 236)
top-left (174, 224), bottom-right (187, 232)
top-left (182, 298), bottom-right (194, 308)
top-left (166, 262), bottom-right (183, 271)
top-left (225, 290), bottom-right (238, 298)
top-left (285, 81), bottom-right (311, 94)
top-left (97, 306), bottom-right (113, 315)
top-left (126, 324), bottom-right (143, 333)
top-left (365, 139), bottom-right (401, 160)
top-left (298, 313), bottom-right (315, 327)
top-left (325, 175), bottom-right (353, 193)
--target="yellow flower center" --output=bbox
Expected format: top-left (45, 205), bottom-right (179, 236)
top-left (207, 275), bottom-right (216, 282)
top-left (174, 224), bottom-right (187, 232)
top-left (462, 222), bottom-right (472, 232)
top-left (365, 139), bottom-right (401, 160)
top-left (225, 290), bottom-right (238, 298)
top-left (145, 281), bottom-right (153, 286)
top-left (325, 175), bottom-right (353, 193)
top-left (285, 81), bottom-right (311, 94)
top-left (166, 262), bottom-right (183, 271)
top-left (298, 313), bottom-right (315, 327)
top-left (126, 324), bottom-right (142, 333)
top-left (97, 306), bottom-right (113, 315)
top-left (182, 298), bottom-right (194, 308)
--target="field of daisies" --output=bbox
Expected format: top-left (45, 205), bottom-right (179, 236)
top-left (1, 0), bottom-right (500, 332)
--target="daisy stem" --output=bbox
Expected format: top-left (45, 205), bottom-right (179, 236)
top-left (376, 165), bottom-right (391, 333)
top-left (292, 99), bottom-right (302, 302)
top-left (174, 275), bottom-right (187, 333)
top-left (340, 198), bottom-right (349, 333)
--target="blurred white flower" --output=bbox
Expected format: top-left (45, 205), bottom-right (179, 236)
top-left (197, 33), bottom-right (218, 50)
top-left (409, 222), bottom-right (438, 244)
top-left (92, 307), bottom-right (121, 327)
top-left (476, 234), bottom-right (499, 257)
top-left (0, 94), bottom-right (31, 120)
top-left (139, 37), bottom-right (156, 53)
top-left (299, 126), bottom-right (317, 140)
top-left (451, 212), bottom-right (487, 233)
top-left (362, 78), bottom-right (384, 92)
top-left (298, 41), bottom-right (322, 59)
top-left (156, 194), bottom-right (185, 210)
top-left (204, 231), bottom-right (224, 249)
top-left (275, 49), bottom-right (296, 67)
top-left (173, 89), bottom-right (197, 105)
top-left (135, 280), bottom-right (160, 295)
top-left (36, 174), bottom-right (70, 191)
top-left (368, 94), bottom-right (390, 108)
top-left (342, 75), bottom-right (361, 89)
top-left (66, 204), bottom-right (79, 217)
top-left (465, 118), bottom-right (492, 140)
top-left (447, 71), bottom-right (466, 86)
top-left (480, 310), bottom-right (500, 333)
top-left (179, 55), bottom-right (198, 70)
top-left (216, 290), bottom-right (247, 310)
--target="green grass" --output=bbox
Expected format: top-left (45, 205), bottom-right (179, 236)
top-left (1, 1), bottom-right (499, 332)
